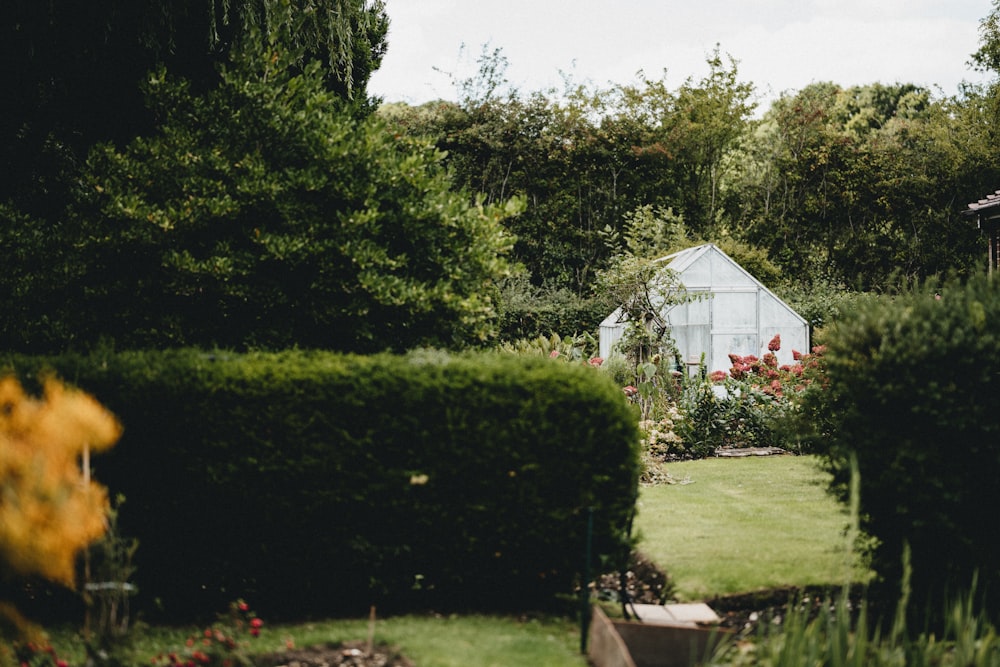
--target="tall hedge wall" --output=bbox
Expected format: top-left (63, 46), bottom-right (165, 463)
top-left (3, 349), bottom-right (639, 620)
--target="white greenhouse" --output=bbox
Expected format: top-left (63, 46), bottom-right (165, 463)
top-left (599, 244), bottom-right (809, 374)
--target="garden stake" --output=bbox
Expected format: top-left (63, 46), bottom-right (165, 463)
top-left (366, 604), bottom-right (375, 655)
top-left (580, 507), bottom-right (594, 654)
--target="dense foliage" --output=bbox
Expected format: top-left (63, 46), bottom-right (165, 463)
top-left (802, 274), bottom-right (1000, 620)
top-left (3, 350), bottom-right (640, 620)
top-left (383, 42), bottom-right (999, 304)
top-left (0, 28), bottom-right (517, 353)
top-left (0, 0), bottom-right (388, 221)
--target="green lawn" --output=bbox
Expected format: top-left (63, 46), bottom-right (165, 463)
top-left (273, 615), bottom-right (587, 667)
top-left (50, 614), bottom-right (590, 667)
top-left (635, 455), bottom-right (869, 601)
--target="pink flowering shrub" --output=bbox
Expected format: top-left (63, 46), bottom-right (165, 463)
top-left (10, 642), bottom-right (69, 667)
top-left (721, 336), bottom-right (826, 398)
top-left (669, 336), bottom-right (828, 456)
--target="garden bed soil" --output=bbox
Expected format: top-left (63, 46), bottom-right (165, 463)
top-left (708, 584), bottom-right (867, 633)
top-left (257, 641), bottom-right (413, 667)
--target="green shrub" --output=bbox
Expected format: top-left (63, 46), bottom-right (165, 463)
top-left (496, 276), bottom-right (611, 342)
top-left (801, 273), bottom-right (1000, 620)
top-left (3, 350), bottom-right (639, 621)
top-left (776, 277), bottom-right (878, 343)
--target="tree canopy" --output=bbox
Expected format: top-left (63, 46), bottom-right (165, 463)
top-left (0, 0), bottom-right (388, 219)
top-left (384, 42), bottom-right (994, 295)
top-left (0, 26), bottom-right (517, 353)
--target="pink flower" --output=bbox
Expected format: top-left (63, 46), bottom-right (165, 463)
top-left (768, 334), bottom-right (781, 352)
top-left (238, 601), bottom-right (250, 612)
top-left (792, 349), bottom-right (803, 361)
top-left (709, 370), bottom-right (727, 383)
top-left (811, 345), bottom-right (827, 355)
top-left (763, 353), bottom-right (778, 368)
top-left (623, 386), bottom-right (638, 397)
top-left (728, 353), bottom-right (742, 365)
top-left (250, 618), bottom-right (263, 629)
top-left (549, 350), bottom-right (559, 358)
top-left (588, 356), bottom-right (604, 367)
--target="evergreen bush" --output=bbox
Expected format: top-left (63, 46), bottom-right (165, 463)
top-left (801, 273), bottom-right (1000, 620)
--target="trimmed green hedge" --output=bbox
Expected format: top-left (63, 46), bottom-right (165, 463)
top-left (803, 273), bottom-right (1000, 621)
top-left (4, 349), bottom-right (639, 620)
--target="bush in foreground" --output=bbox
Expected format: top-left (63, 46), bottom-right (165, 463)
top-left (802, 273), bottom-right (1000, 621)
top-left (5, 349), bottom-right (640, 621)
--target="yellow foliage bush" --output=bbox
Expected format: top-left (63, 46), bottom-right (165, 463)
top-left (0, 376), bottom-right (121, 587)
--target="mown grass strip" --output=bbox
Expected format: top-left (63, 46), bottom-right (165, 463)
top-left (636, 455), bottom-right (870, 601)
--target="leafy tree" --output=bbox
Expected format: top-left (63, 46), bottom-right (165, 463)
top-left (732, 82), bottom-right (983, 289)
top-left (0, 0), bottom-right (388, 219)
top-left (393, 47), bottom-right (755, 295)
top-left (0, 27), bottom-right (518, 353)
top-left (971, 0), bottom-right (1000, 77)
top-left (612, 47), bottom-right (756, 238)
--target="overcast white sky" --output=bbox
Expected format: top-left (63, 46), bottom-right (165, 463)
top-left (368, 1), bottom-right (997, 107)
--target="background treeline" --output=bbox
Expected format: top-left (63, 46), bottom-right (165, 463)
top-left (381, 42), bottom-right (1000, 337)
top-left (5, 2), bottom-right (1000, 351)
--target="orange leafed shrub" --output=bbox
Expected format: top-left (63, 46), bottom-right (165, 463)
top-left (0, 376), bottom-right (122, 587)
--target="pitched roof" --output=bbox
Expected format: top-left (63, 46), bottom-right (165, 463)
top-left (965, 189), bottom-right (1000, 215)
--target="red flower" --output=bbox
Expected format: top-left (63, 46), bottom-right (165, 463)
top-left (250, 629), bottom-right (260, 638)
top-left (709, 370), bottom-right (727, 383)
top-left (250, 618), bottom-right (263, 629)
top-left (728, 353), bottom-right (741, 365)
top-left (768, 334), bottom-right (781, 352)
top-left (792, 349), bottom-right (803, 361)
top-left (238, 601), bottom-right (250, 612)
top-left (763, 353), bottom-right (778, 368)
